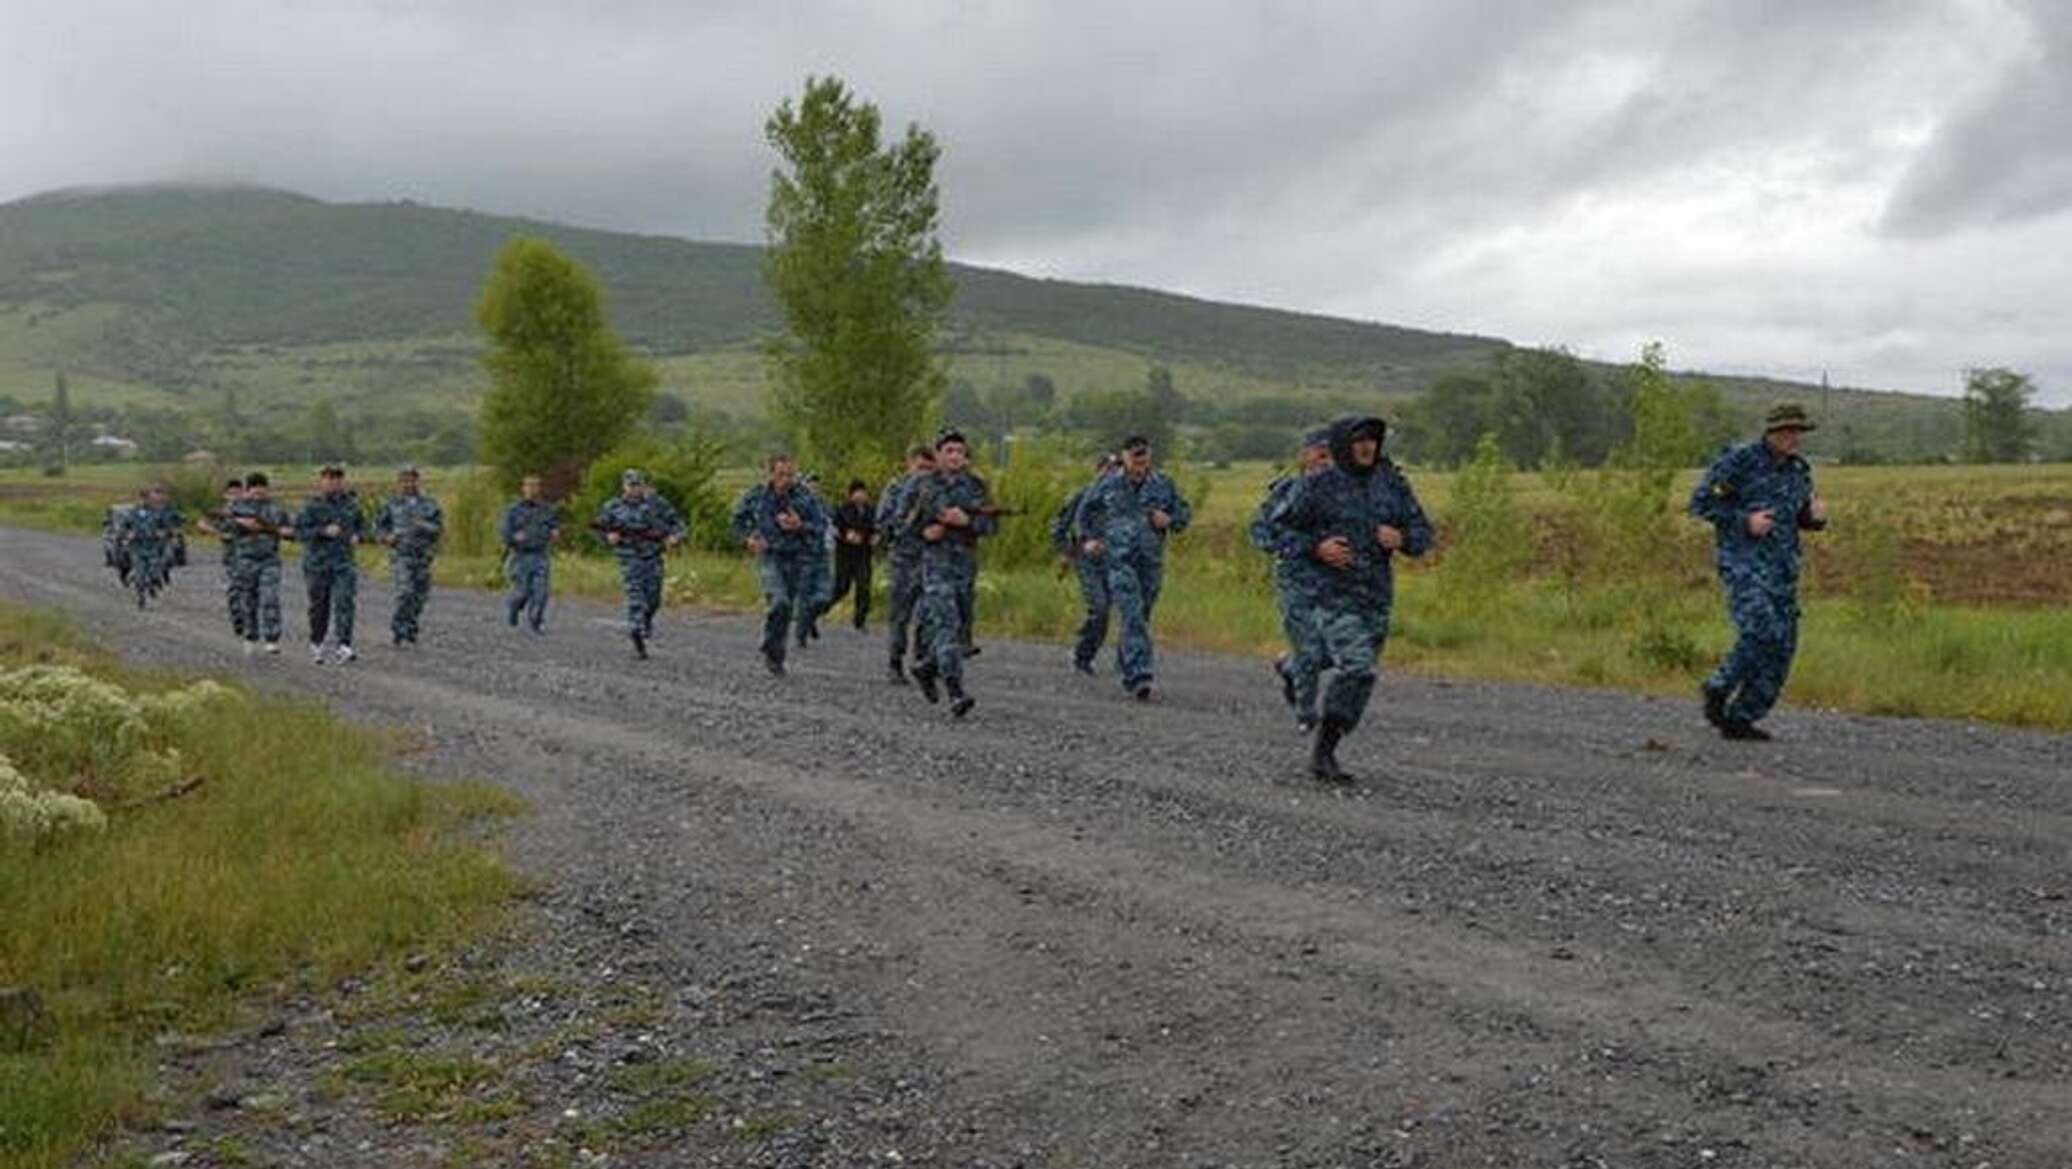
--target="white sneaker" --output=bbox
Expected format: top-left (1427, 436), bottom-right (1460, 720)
top-left (311, 645), bottom-right (328, 665)
top-left (263, 642), bottom-right (280, 655)
top-left (242, 641), bottom-right (256, 657)
top-left (333, 644), bottom-right (357, 664)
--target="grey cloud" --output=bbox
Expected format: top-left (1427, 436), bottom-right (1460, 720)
top-left (1881, 1), bottom-right (2072, 236)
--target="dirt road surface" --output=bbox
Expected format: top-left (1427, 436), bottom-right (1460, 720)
top-left (4, 527), bottom-right (2068, 1169)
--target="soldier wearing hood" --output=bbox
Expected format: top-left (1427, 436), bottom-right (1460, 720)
top-left (1689, 402), bottom-right (1828, 740)
top-left (1250, 426), bottom-right (1335, 731)
top-left (1261, 415), bottom-right (1432, 781)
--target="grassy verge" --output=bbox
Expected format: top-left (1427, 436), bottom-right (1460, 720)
top-left (0, 604), bottom-right (522, 1169)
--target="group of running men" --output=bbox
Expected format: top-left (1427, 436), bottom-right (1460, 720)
top-left (106, 403), bottom-right (1824, 780)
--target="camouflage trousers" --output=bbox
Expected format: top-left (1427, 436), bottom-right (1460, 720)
top-left (1275, 573), bottom-right (1331, 723)
top-left (886, 554), bottom-right (923, 666)
top-left (1313, 598), bottom-right (1392, 733)
top-left (230, 558), bottom-right (283, 643)
top-left (390, 551), bottom-right (435, 641)
top-left (1070, 557), bottom-right (1112, 669)
top-left (1708, 582), bottom-right (1799, 725)
top-left (304, 559), bottom-right (357, 647)
top-left (915, 552), bottom-right (977, 686)
top-left (756, 553), bottom-right (812, 664)
top-left (1105, 551), bottom-right (1165, 690)
top-left (223, 557), bottom-right (245, 637)
top-left (616, 553), bottom-right (663, 637)
top-left (506, 552), bottom-right (551, 630)
top-left (129, 542), bottom-right (174, 607)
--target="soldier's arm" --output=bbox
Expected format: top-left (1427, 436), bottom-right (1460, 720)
top-left (1393, 473), bottom-right (1436, 558)
top-left (727, 490), bottom-right (758, 543)
top-left (1163, 477), bottom-right (1193, 534)
top-left (1049, 490), bottom-right (1081, 554)
top-left (663, 497), bottom-right (688, 541)
top-left (1248, 478), bottom-right (1291, 553)
top-left (499, 504), bottom-right (519, 547)
top-left (1262, 477), bottom-right (1320, 561)
top-left (422, 501), bottom-right (445, 536)
top-left (1689, 446), bottom-right (1754, 527)
top-left (970, 484), bottom-right (1000, 538)
top-left (293, 502), bottom-right (320, 542)
top-left (1073, 478), bottom-right (1108, 542)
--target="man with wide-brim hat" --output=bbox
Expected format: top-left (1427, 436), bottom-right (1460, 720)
top-left (1688, 401), bottom-right (1829, 740)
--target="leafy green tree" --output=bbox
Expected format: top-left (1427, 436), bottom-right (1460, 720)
top-left (474, 236), bottom-right (656, 494)
top-left (1962, 367), bottom-right (2036, 463)
top-left (762, 75), bottom-right (951, 478)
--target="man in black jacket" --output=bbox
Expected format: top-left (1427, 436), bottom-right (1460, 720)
top-left (827, 479), bottom-right (876, 630)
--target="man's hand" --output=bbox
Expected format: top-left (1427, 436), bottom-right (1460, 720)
top-left (606, 531), bottom-right (623, 547)
top-left (844, 530), bottom-right (864, 545)
top-left (1082, 538), bottom-right (1105, 559)
top-left (1149, 509), bottom-right (1171, 531)
top-left (923, 523), bottom-right (947, 542)
top-left (1376, 524), bottom-right (1404, 551)
top-left (745, 534), bottom-right (766, 554)
top-left (235, 515), bottom-right (264, 530)
top-left (1808, 497), bottom-right (1828, 524)
top-left (322, 523), bottom-right (342, 539)
top-left (510, 532), bottom-right (528, 545)
top-left (941, 506), bottom-right (971, 528)
top-left (776, 510), bottom-right (802, 532)
top-left (665, 534), bottom-right (682, 549)
top-left (1316, 536), bottom-right (1354, 568)
top-left (1748, 509), bottom-right (1776, 538)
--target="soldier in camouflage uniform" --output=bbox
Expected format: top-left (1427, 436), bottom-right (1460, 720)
top-left (1262, 416), bottom-right (1433, 781)
top-left (876, 445), bottom-right (935, 684)
top-left (374, 466), bottom-right (444, 646)
top-left (903, 429), bottom-right (996, 718)
top-left (1690, 402), bottom-right (1828, 740)
top-left (196, 478), bottom-right (248, 639)
top-left (224, 472), bottom-right (295, 654)
top-left (120, 485), bottom-right (185, 609)
top-left (1250, 427), bottom-right (1334, 731)
top-left (794, 472), bottom-right (834, 647)
top-left (295, 465), bottom-right (367, 664)
top-left (730, 454), bottom-right (829, 675)
top-left (1052, 453), bottom-right (1117, 675)
top-left (500, 474), bottom-right (560, 633)
top-left (1074, 436), bottom-right (1192, 701)
top-left (593, 469), bottom-right (685, 659)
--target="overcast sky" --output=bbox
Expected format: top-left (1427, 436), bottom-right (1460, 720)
top-left (5, 0), bottom-right (2068, 404)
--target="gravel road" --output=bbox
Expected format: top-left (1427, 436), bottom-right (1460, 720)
top-left (5, 526), bottom-right (2069, 1169)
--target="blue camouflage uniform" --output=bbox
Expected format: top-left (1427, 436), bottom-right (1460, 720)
top-left (877, 472), bottom-right (928, 671)
top-left (1263, 419), bottom-right (1432, 735)
top-left (374, 490), bottom-right (443, 643)
top-left (1052, 477), bottom-right (1113, 671)
top-left (296, 490), bottom-right (366, 648)
top-left (594, 493), bottom-right (685, 639)
top-left (201, 505), bottom-right (245, 637)
top-left (225, 498), bottom-right (293, 644)
top-left (1074, 468), bottom-right (1192, 692)
top-left (500, 497), bottom-right (561, 631)
top-left (797, 485), bottom-right (836, 643)
top-left (120, 503), bottom-right (185, 608)
top-left (1251, 461), bottom-right (1333, 724)
top-left (1690, 439), bottom-right (1826, 726)
top-left (905, 469), bottom-right (997, 690)
top-left (730, 481), bottom-right (829, 666)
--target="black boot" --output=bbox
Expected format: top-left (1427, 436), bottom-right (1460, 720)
top-left (1275, 656), bottom-right (1297, 711)
top-left (887, 659), bottom-right (909, 685)
top-left (913, 663), bottom-right (940, 704)
top-left (1309, 718), bottom-right (1351, 783)
top-left (630, 629), bottom-right (648, 660)
top-left (947, 678), bottom-right (975, 719)
top-left (1701, 683), bottom-right (1729, 728)
top-left (1720, 719), bottom-right (1772, 741)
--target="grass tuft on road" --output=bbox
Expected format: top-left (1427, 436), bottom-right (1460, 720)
top-left (0, 603), bottom-right (522, 1169)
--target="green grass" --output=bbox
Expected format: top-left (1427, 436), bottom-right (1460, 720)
top-left (0, 604), bottom-right (522, 1169)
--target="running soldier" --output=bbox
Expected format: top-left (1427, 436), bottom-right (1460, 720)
top-left (224, 473), bottom-right (294, 655)
top-left (500, 474), bottom-right (560, 633)
top-left (1261, 416), bottom-right (1432, 781)
top-left (196, 477), bottom-right (248, 638)
top-left (295, 465), bottom-right (366, 664)
top-left (1250, 427), bottom-right (1334, 731)
top-left (1074, 435), bottom-right (1192, 701)
top-left (903, 429), bottom-right (995, 718)
top-left (593, 470), bottom-right (685, 659)
top-left (1690, 402), bottom-right (1828, 740)
top-left (730, 454), bottom-right (829, 675)
top-left (1053, 453), bottom-right (1117, 675)
top-left (876, 445), bottom-right (935, 684)
top-left (374, 466), bottom-right (443, 646)
top-left (827, 479), bottom-right (876, 631)
top-left (120, 485), bottom-right (185, 609)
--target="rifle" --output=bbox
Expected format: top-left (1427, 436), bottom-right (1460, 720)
top-left (207, 511), bottom-right (297, 540)
top-left (590, 521), bottom-right (675, 546)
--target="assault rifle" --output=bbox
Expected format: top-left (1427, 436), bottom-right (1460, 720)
top-left (589, 521), bottom-right (676, 546)
top-left (206, 511), bottom-right (297, 539)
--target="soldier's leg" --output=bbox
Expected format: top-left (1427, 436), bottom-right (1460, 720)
top-left (393, 555), bottom-right (424, 639)
top-left (1317, 605), bottom-right (1388, 734)
top-left (225, 561), bottom-right (245, 637)
top-left (257, 561), bottom-right (282, 643)
top-left (758, 557), bottom-right (792, 663)
top-left (230, 561), bottom-right (257, 642)
top-left (1724, 590), bottom-right (1796, 725)
top-left (855, 552), bottom-right (872, 627)
top-left (505, 557), bottom-right (527, 625)
top-left (616, 556), bottom-right (643, 632)
top-left (1709, 582), bottom-right (1770, 704)
top-left (887, 558), bottom-right (918, 666)
top-left (391, 556), bottom-right (411, 640)
top-left (1285, 598), bottom-right (1327, 722)
top-left (333, 565), bottom-right (358, 647)
top-left (1072, 559), bottom-right (1111, 668)
top-left (527, 557), bottom-right (552, 630)
top-left (306, 564), bottom-right (333, 646)
top-left (640, 557), bottom-right (663, 634)
top-left (929, 566), bottom-right (969, 687)
top-left (1109, 557), bottom-right (1153, 690)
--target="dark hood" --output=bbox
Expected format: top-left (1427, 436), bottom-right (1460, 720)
top-left (1329, 415), bottom-right (1388, 478)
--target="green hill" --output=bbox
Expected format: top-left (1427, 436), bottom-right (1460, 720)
top-left (0, 182), bottom-right (2011, 463)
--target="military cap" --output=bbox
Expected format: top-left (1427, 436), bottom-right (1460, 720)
top-left (319, 464), bottom-right (346, 477)
top-left (934, 427), bottom-right (967, 450)
top-left (395, 464), bottom-right (420, 478)
top-left (621, 468), bottom-right (646, 486)
top-left (1763, 402), bottom-right (1817, 432)
top-left (1301, 425), bottom-right (1332, 449)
